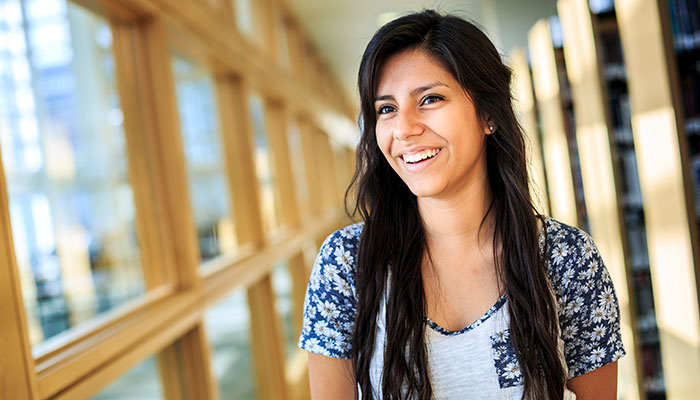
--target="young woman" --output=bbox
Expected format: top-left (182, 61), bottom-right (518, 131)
top-left (298, 10), bottom-right (624, 399)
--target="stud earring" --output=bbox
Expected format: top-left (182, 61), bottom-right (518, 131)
top-left (488, 125), bottom-right (495, 132)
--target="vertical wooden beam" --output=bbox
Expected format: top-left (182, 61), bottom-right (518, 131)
top-left (216, 77), bottom-right (266, 247)
top-left (316, 130), bottom-right (340, 209)
top-left (219, 75), bottom-right (288, 399)
top-left (111, 21), bottom-right (173, 290)
top-left (615, 0), bottom-right (700, 397)
top-left (113, 17), bottom-right (216, 400)
top-left (528, 20), bottom-right (579, 226)
top-left (265, 101), bottom-right (300, 228)
top-left (288, 251), bottom-right (308, 338)
top-left (284, 21), bottom-right (306, 87)
top-left (0, 149), bottom-right (39, 400)
top-left (556, 1), bottom-right (640, 397)
top-left (247, 275), bottom-right (289, 400)
top-left (299, 119), bottom-right (323, 217)
top-left (509, 48), bottom-right (551, 215)
top-left (174, 324), bottom-right (219, 400)
top-left (251, 0), bottom-right (276, 62)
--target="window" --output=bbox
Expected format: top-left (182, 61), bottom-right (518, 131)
top-left (272, 260), bottom-right (296, 357)
top-left (0, 0), bottom-right (144, 346)
top-left (249, 93), bottom-right (281, 233)
top-left (91, 356), bottom-right (164, 399)
top-left (205, 289), bottom-right (256, 399)
top-left (171, 53), bottom-right (237, 263)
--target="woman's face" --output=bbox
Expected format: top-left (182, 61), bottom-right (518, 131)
top-left (374, 48), bottom-right (492, 201)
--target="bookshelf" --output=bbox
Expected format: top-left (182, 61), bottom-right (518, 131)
top-left (614, 0), bottom-right (700, 397)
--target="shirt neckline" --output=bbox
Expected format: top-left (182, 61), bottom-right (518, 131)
top-left (425, 293), bottom-right (508, 336)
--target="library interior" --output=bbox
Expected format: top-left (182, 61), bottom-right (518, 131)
top-left (0, 0), bottom-right (699, 399)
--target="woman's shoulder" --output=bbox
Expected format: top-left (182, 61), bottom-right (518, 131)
top-left (323, 222), bottom-right (364, 248)
top-left (540, 217), bottom-right (626, 377)
top-left (540, 217), bottom-right (610, 292)
top-left (312, 222), bottom-right (364, 283)
top-left (317, 222), bottom-right (364, 265)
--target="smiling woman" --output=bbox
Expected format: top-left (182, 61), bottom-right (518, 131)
top-left (298, 9), bottom-right (624, 400)
top-left (374, 49), bottom-right (490, 200)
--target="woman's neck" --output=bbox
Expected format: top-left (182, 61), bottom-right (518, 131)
top-left (417, 178), bottom-right (494, 250)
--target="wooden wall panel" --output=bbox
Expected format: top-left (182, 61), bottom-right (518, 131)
top-left (556, 1), bottom-right (640, 397)
top-left (616, 0), bottom-right (700, 397)
top-left (528, 20), bottom-right (579, 227)
top-left (509, 48), bottom-right (551, 215)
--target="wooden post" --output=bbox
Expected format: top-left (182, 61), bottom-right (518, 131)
top-left (265, 100), bottom-right (301, 229)
top-left (528, 20), bottom-right (580, 227)
top-left (615, 0), bottom-right (700, 397)
top-left (509, 48), bottom-right (551, 215)
top-left (556, 1), bottom-right (641, 397)
top-left (218, 75), bottom-right (289, 400)
top-left (113, 16), bottom-right (217, 400)
top-left (0, 148), bottom-right (39, 400)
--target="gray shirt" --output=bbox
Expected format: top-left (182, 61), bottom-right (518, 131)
top-left (299, 219), bottom-right (624, 398)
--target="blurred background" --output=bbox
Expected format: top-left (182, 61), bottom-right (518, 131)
top-left (0, 0), bottom-right (698, 399)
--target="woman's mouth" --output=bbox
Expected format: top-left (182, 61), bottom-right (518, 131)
top-left (402, 148), bottom-right (441, 164)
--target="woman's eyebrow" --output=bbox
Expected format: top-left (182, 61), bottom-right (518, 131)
top-left (374, 82), bottom-right (449, 102)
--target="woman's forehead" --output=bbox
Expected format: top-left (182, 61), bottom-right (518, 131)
top-left (375, 49), bottom-right (454, 93)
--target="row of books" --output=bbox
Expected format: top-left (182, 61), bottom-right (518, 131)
top-left (681, 72), bottom-right (700, 124)
top-left (668, 0), bottom-right (700, 51)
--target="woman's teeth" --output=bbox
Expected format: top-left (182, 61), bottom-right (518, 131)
top-left (403, 148), bottom-right (440, 164)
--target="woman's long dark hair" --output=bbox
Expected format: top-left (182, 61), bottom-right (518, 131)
top-left (347, 10), bottom-right (565, 399)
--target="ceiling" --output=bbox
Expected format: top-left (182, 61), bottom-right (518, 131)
top-left (281, 0), bottom-right (485, 106)
top-left (281, 0), bottom-right (559, 108)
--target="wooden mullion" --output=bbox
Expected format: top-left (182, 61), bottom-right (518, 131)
top-left (251, 0), bottom-right (277, 61)
top-left (527, 20), bottom-right (579, 227)
top-left (126, 16), bottom-right (201, 288)
top-left (247, 274), bottom-right (289, 400)
top-left (299, 119), bottom-right (323, 217)
top-left (216, 74), bottom-right (289, 400)
top-left (111, 20), bottom-right (171, 291)
top-left (0, 146), bottom-right (39, 400)
top-left (509, 48), bottom-right (550, 215)
top-left (288, 250), bottom-right (308, 339)
top-left (175, 323), bottom-right (219, 400)
top-left (284, 20), bottom-right (306, 89)
top-left (216, 77), bottom-right (266, 247)
top-left (114, 16), bottom-right (216, 400)
top-left (264, 100), bottom-right (301, 228)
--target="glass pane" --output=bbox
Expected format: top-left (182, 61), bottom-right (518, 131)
top-left (171, 53), bottom-right (237, 263)
top-left (91, 356), bottom-right (164, 400)
top-left (0, 0), bottom-right (144, 346)
top-left (205, 289), bottom-right (256, 399)
top-left (249, 93), bottom-right (281, 233)
top-left (271, 260), bottom-right (296, 358)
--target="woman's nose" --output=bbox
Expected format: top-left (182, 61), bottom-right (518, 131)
top-left (393, 109), bottom-right (424, 140)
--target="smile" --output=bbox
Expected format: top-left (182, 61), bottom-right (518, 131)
top-left (402, 148), bottom-right (441, 164)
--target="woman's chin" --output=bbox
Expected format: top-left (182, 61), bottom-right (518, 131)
top-left (406, 182), bottom-right (443, 199)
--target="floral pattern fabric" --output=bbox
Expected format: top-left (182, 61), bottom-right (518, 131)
top-left (298, 218), bottom-right (625, 382)
top-left (490, 329), bottom-right (523, 388)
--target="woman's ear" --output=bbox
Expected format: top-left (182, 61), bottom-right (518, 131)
top-left (485, 117), bottom-right (497, 135)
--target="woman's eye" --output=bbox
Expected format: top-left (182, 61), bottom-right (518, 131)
top-left (422, 95), bottom-right (443, 105)
top-left (377, 105), bottom-right (395, 115)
